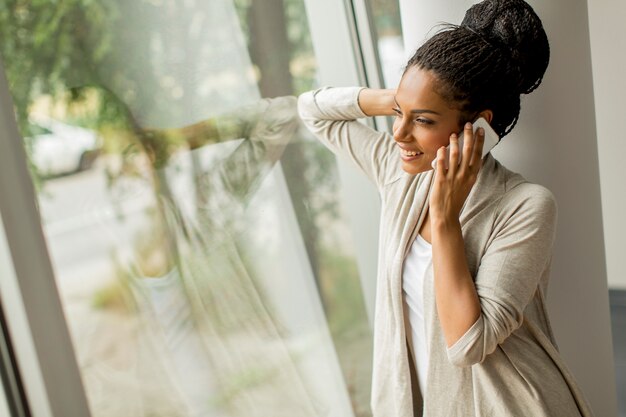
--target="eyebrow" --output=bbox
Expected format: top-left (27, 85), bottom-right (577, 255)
top-left (393, 97), bottom-right (441, 115)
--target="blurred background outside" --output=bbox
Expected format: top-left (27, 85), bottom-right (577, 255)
top-left (0, 0), bottom-right (404, 416)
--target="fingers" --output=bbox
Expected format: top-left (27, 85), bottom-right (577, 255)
top-left (435, 146), bottom-right (447, 175)
top-left (448, 133), bottom-right (459, 174)
top-left (460, 122), bottom-right (473, 168)
top-left (441, 122), bottom-right (485, 180)
top-left (457, 122), bottom-right (485, 173)
top-left (468, 126), bottom-right (485, 168)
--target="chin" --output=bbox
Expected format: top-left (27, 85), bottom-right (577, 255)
top-left (401, 161), bottom-right (432, 175)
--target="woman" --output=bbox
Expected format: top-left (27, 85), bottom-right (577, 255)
top-left (297, 0), bottom-right (594, 416)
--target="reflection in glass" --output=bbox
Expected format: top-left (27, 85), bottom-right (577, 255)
top-left (101, 97), bottom-right (333, 416)
top-left (0, 0), bottom-right (373, 415)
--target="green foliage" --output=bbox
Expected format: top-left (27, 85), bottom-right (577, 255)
top-left (318, 246), bottom-right (369, 335)
top-left (0, 0), bottom-right (118, 131)
top-left (0, 0), bottom-right (125, 188)
top-left (235, 0), bottom-right (317, 95)
top-left (91, 276), bottom-right (133, 314)
top-left (284, 0), bottom-right (317, 94)
top-left (0, 0), bottom-right (320, 176)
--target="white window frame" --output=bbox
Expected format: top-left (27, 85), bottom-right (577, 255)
top-left (0, 57), bottom-right (91, 417)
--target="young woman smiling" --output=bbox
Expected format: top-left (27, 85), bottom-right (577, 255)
top-left (298, 0), bottom-right (595, 416)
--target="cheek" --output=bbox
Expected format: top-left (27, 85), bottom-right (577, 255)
top-left (420, 130), bottom-right (451, 153)
top-left (392, 117), bottom-right (401, 135)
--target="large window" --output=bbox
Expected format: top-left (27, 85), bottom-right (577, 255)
top-left (0, 0), bottom-right (373, 415)
top-left (370, 0), bottom-right (405, 88)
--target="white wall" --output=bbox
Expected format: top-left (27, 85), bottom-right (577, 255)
top-left (587, 0), bottom-right (626, 290)
top-left (399, 1), bottom-right (617, 416)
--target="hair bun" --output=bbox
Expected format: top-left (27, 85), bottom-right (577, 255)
top-left (461, 0), bottom-right (549, 94)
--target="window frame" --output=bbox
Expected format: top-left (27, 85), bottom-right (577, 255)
top-left (0, 57), bottom-right (91, 417)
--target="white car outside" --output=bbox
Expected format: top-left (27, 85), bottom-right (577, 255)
top-left (27, 116), bottom-right (101, 176)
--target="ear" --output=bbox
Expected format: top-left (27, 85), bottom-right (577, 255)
top-left (477, 109), bottom-right (494, 124)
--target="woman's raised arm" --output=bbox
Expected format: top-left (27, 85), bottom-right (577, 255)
top-left (357, 88), bottom-right (396, 117)
top-left (297, 87), bottom-right (402, 188)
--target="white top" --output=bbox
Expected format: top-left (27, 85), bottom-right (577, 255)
top-left (402, 233), bottom-right (432, 397)
top-left (134, 268), bottom-right (217, 416)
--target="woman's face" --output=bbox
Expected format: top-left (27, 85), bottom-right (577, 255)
top-left (392, 66), bottom-right (463, 175)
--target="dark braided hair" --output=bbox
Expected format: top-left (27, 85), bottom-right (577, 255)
top-left (405, 0), bottom-right (550, 138)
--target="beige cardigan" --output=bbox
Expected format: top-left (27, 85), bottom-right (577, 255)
top-left (297, 87), bottom-right (595, 417)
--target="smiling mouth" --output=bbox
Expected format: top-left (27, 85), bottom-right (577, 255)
top-left (399, 148), bottom-right (423, 157)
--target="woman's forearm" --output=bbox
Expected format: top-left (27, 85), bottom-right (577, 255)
top-left (357, 88), bottom-right (397, 117)
top-left (431, 218), bottom-right (481, 348)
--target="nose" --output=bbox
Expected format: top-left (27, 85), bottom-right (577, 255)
top-left (393, 119), bottom-right (412, 143)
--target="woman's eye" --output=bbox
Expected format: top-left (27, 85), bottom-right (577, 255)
top-left (392, 109), bottom-right (432, 125)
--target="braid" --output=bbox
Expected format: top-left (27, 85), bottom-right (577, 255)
top-left (405, 0), bottom-right (549, 138)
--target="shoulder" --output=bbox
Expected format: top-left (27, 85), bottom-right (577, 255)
top-left (474, 157), bottom-right (557, 219)
top-left (506, 182), bottom-right (556, 210)
top-left (476, 168), bottom-right (558, 261)
top-left (486, 160), bottom-right (557, 226)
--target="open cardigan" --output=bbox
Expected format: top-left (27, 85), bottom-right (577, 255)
top-left (297, 86), bottom-right (594, 417)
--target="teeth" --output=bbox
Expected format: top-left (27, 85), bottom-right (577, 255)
top-left (400, 149), bottom-right (422, 157)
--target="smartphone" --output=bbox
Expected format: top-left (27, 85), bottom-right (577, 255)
top-left (431, 117), bottom-right (500, 169)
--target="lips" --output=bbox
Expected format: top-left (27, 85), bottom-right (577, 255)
top-left (400, 148), bottom-right (423, 157)
top-left (397, 145), bottom-right (424, 158)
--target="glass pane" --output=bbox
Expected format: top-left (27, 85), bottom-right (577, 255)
top-left (0, 310), bottom-right (20, 417)
top-left (0, 216), bottom-right (25, 417)
top-left (369, 0), bottom-right (405, 88)
top-left (0, 1), bottom-right (372, 416)
top-left (0, 385), bottom-right (9, 417)
top-left (0, 333), bottom-right (16, 416)
top-left (609, 290), bottom-right (626, 417)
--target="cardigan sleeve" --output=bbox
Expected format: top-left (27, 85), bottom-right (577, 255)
top-left (446, 184), bottom-right (558, 367)
top-left (297, 86), bottom-right (402, 188)
top-left (194, 95), bottom-right (299, 225)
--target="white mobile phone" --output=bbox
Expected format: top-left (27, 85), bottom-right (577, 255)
top-left (431, 117), bottom-right (500, 169)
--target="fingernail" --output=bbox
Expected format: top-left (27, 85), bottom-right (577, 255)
top-left (465, 122), bottom-right (472, 129)
top-left (450, 133), bottom-right (457, 139)
top-left (478, 127), bottom-right (484, 135)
